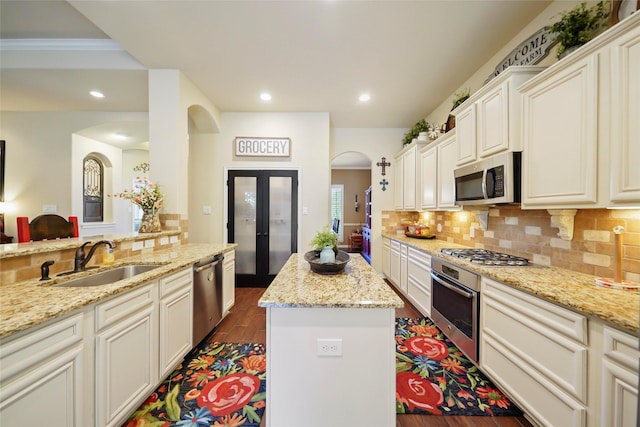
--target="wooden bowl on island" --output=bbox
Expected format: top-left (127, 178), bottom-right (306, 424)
top-left (304, 250), bottom-right (351, 275)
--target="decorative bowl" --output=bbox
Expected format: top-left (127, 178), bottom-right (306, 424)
top-left (304, 250), bottom-right (351, 275)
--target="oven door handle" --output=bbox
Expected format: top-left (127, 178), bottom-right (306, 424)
top-left (431, 273), bottom-right (474, 299)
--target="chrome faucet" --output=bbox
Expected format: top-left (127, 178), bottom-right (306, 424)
top-left (74, 240), bottom-right (116, 272)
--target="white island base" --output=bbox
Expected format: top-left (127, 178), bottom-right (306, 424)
top-left (265, 306), bottom-right (396, 427)
top-left (259, 254), bottom-right (403, 427)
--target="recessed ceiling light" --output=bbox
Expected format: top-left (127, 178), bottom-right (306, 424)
top-left (260, 92), bottom-right (272, 101)
top-left (358, 93), bottom-right (371, 102)
top-left (90, 90), bottom-right (105, 98)
top-left (113, 133), bottom-right (128, 140)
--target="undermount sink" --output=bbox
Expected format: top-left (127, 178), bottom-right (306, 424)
top-left (54, 264), bottom-right (162, 287)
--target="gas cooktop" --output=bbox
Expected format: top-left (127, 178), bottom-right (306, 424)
top-left (440, 248), bottom-right (529, 266)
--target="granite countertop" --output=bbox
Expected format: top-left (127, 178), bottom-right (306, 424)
top-left (0, 243), bottom-right (236, 340)
top-left (259, 253), bottom-right (403, 309)
top-left (383, 233), bottom-right (640, 334)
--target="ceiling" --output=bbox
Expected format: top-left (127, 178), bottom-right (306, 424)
top-left (0, 0), bottom-right (552, 151)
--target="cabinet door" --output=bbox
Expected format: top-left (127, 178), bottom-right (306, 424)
top-left (600, 326), bottom-right (639, 427)
top-left (0, 313), bottom-right (84, 427)
top-left (403, 147), bottom-right (417, 209)
top-left (223, 250), bottom-right (236, 314)
top-left (382, 238), bottom-right (391, 279)
top-left (389, 240), bottom-right (401, 289)
top-left (478, 81), bottom-right (509, 158)
top-left (407, 247), bottom-right (431, 317)
top-left (437, 134), bottom-right (458, 208)
top-left (455, 104), bottom-right (476, 166)
top-left (400, 243), bottom-right (408, 295)
top-left (421, 146), bottom-right (437, 209)
top-left (522, 55), bottom-right (599, 208)
top-left (159, 268), bottom-right (193, 379)
top-left (394, 154), bottom-right (404, 210)
top-left (609, 27), bottom-right (640, 205)
top-left (95, 284), bottom-right (158, 427)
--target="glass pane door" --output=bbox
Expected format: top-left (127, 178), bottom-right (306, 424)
top-left (269, 176), bottom-right (292, 275)
top-left (234, 176), bottom-right (257, 275)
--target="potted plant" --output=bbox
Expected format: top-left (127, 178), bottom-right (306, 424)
top-left (402, 119), bottom-right (430, 146)
top-left (311, 226), bottom-right (338, 255)
top-left (549, 1), bottom-right (610, 59)
top-left (445, 88), bottom-right (470, 132)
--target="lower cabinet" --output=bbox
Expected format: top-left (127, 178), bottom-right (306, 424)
top-left (382, 238), bottom-right (391, 279)
top-left (95, 283), bottom-right (159, 427)
top-left (0, 312), bottom-right (85, 427)
top-left (222, 250), bottom-right (236, 315)
top-left (481, 277), bottom-right (589, 426)
top-left (389, 240), bottom-right (401, 290)
top-left (159, 268), bottom-right (194, 379)
top-left (0, 265), bottom-right (197, 427)
top-left (407, 247), bottom-right (431, 317)
top-left (599, 324), bottom-right (639, 427)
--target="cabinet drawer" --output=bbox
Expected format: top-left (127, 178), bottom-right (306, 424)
top-left (482, 278), bottom-right (587, 403)
top-left (0, 312), bottom-right (83, 383)
top-left (159, 267), bottom-right (192, 298)
top-left (603, 326), bottom-right (640, 371)
top-left (95, 283), bottom-right (155, 331)
top-left (483, 335), bottom-right (586, 427)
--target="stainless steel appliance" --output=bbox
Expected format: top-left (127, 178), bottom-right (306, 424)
top-left (454, 151), bottom-right (521, 206)
top-left (193, 254), bottom-right (224, 345)
top-left (430, 257), bottom-right (480, 363)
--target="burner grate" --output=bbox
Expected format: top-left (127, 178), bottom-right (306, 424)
top-left (440, 248), bottom-right (529, 266)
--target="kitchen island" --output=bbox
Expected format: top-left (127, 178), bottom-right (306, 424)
top-left (258, 253), bottom-right (403, 427)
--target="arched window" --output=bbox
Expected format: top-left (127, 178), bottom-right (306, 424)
top-left (83, 156), bottom-right (103, 222)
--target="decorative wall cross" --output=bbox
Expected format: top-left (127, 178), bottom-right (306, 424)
top-left (376, 157), bottom-right (391, 176)
top-left (380, 179), bottom-right (389, 191)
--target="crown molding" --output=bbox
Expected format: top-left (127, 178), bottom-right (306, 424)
top-left (0, 38), bottom-right (123, 51)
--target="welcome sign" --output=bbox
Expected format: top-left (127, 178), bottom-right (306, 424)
top-left (235, 137), bottom-right (291, 157)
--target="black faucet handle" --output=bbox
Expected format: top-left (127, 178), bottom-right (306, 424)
top-left (40, 260), bottom-right (55, 281)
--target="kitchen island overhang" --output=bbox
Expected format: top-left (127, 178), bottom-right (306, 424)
top-left (258, 253), bottom-right (403, 427)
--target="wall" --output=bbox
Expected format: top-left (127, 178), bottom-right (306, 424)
top-left (330, 169), bottom-right (370, 243)
top-left (331, 128), bottom-right (407, 272)
top-left (189, 112), bottom-right (331, 254)
top-left (382, 208), bottom-right (640, 283)
top-left (424, 0), bottom-right (594, 128)
top-left (0, 111), bottom-right (148, 239)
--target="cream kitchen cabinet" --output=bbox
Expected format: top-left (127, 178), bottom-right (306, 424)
top-left (436, 131), bottom-right (459, 209)
top-left (95, 283), bottom-right (159, 427)
top-left (0, 312), bottom-right (85, 427)
top-left (158, 267), bottom-right (193, 379)
top-left (481, 277), bottom-right (588, 427)
top-left (394, 141), bottom-right (427, 210)
top-left (407, 247), bottom-right (431, 317)
top-left (222, 250), bottom-right (236, 315)
top-left (453, 67), bottom-right (544, 167)
top-left (389, 239), bottom-right (401, 290)
top-left (420, 144), bottom-right (437, 210)
top-left (400, 242), bottom-right (408, 295)
top-left (598, 324), bottom-right (639, 427)
top-left (521, 13), bottom-right (640, 209)
top-left (382, 237), bottom-right (391, 279)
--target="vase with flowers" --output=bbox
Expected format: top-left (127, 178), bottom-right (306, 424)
top-left (114, 178), bottom-right (164, 233)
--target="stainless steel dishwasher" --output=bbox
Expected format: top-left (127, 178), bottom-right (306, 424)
top-left (192, 254), bottom-right (224, 345)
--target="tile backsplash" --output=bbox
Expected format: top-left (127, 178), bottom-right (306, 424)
top-left (382, 207), bottom-right (640, 283)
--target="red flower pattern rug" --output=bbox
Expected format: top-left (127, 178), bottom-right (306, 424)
top-left (396, 317), bottom-right (522, 416)
top-left (122, 342), bottom-right (266, 427)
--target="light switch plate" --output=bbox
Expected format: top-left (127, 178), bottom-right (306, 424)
top-left (170, 236), bottom-right (179, 244)
top-left (144, 239), bottom-right (155, 248)
top-left (132, 241), bottom-right (144, 251)
top-left (160, 237), bottom-right (169, 245)
top-left (42, 204), bottom-right (57, 213)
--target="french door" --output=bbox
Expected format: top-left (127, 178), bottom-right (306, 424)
top-left (227, 170), bottom-right (298, 287)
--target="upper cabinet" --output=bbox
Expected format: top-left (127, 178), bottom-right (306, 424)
top-left (452, 67), bottom-right (546, 167)
top-left (521, 13), bottom-right (640, 209)
top-left (420, 130), bottom-right (459, 210)
top-left (394, 141), bottom-right (427, 210)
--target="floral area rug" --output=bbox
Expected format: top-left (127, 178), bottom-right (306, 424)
top-left (123, 342), bottom-right (266, 427)
top-left (396, 317), bottom-right (522, 416)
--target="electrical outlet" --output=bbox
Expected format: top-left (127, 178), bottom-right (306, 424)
top-left (317, 339), bottom-right (342, 357)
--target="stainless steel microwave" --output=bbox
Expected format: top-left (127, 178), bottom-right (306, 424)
top-left (454, 151), bottom-right (521, 206)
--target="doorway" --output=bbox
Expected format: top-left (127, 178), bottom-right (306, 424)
top-left (228, 170), bottom-right (298, 287)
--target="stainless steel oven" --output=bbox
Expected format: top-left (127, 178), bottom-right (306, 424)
top-left (430, 257), bottom-right (480, 363)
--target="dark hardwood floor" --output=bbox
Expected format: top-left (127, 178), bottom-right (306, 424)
top-left (209, 284), bottom-right (534, 427)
